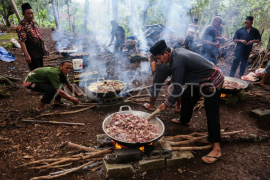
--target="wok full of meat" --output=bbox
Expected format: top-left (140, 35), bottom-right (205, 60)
top-left (221, 76), bottom-right (248, 94)
top-left (102, 106), bottom-right (165, 148)
top-left (89, 80), bottom-right (125, 93)
top-left (105, 113), bottom-right (159, 143)
top-left (222, 80), bottom-right (245, 90)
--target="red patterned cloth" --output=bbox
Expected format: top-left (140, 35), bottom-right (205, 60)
top-left (16, 20), bottom-right (45, 59)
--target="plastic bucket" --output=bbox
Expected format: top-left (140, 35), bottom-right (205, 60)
top-left (72, 59), bottom-right (83, 72)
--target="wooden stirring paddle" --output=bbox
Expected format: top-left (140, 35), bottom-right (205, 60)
top-left (146, 108), bottom-right (161, 121)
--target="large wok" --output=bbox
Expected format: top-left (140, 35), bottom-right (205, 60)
top-left (102, 106), bottom-right (165, 148)
top-left (221, 76), bottom-right (249, 94)
top-left (88, 78), bottom-right (126, 99)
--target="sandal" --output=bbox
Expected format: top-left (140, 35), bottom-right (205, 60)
top-left (171, 118), bottom-right (190, 125)
top-left (35, 109), bottom-right (49, 115)
top-left (142, 103), bottom-right (156, 112)
top-left (201, 153), bottom-right (222, 164)
top-left (53, 102), bottom-right (70, 107)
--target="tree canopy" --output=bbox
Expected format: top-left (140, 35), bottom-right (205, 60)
top-left (1, 0), bottom-right (269, 46)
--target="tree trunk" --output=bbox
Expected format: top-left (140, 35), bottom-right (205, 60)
top-left (223, 0), bottom-right (232, 37)
top-left (84, 0), bottom-right (89, 32)
top-left (36, 0), bottom-right (41, 26)
top-left (108, 0), bottom-right (110, 24)
top-left (9, 0), bottom-right (22, 22)
top-left (51, 0), bottom-right (60, 29)
top-left (67, 0), bottom-right (72, 31)
top-left (111, 0), bottom-right (118, 21)
top-left (267, 37), bottom-right (270, 52)
top-left (56, 0), bottom-right (60, 27)
top-left (164, 0), bottom-right (171, 26)
top-left (211, 0), bottom-right (217, 21)
top-left (1, 16), bottom-right (6, 26)
top-left (130, 0), bottom-right (135, 35)
top-left (9, 0), bottom-right (21, 22)
top-left (189, 9), bottom-right (193, 21)
top-left (142, 2), bottom-right (148, 25)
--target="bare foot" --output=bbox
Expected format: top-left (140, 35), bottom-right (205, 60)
top-left (201, 149), bottom-right (222, 163)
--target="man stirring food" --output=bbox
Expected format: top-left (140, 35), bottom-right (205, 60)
top-left (151, 40), bottom-right (224, 164)
top-left (23, 58), bottom-right (83, 114)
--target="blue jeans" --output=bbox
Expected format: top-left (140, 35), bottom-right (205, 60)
top-left (229, 56), bottom-right (248, 77)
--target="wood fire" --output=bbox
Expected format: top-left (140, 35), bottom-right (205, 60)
top-left (220, 93), bottom-right (226, 98)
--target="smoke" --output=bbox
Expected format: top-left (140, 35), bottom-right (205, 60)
top-left (50, 0), bottom-right (196, 97)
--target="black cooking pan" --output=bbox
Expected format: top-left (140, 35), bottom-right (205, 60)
top-left (88, 78), bottom-right (126, 99)
top-left (221, 76), bottom-right (249, 94)
top-left (102, 106), bottom-right (165, 148)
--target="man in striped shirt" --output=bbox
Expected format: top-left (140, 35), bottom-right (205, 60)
top-left (151, 40), bottom-right (224, 164)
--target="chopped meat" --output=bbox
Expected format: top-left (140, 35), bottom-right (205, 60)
top-left (106, 113), bottom-right (159, 143)
top-left (222, 80), bottom-right (245, 90)
top-left (91, 81), bottom-right (125, 93)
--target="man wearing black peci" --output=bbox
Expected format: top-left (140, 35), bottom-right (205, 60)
top-left (151, 40), bottom-right (224, 164)
top-left (16, 3), bottom-right (49, 71)
top-left (229, 16), bottom-right (261, 78)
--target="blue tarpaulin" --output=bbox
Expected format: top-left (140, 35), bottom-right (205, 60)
top-left (0, 46), bottom-right (16, 62)
top-left (0, 33), bottom-right (6, 36)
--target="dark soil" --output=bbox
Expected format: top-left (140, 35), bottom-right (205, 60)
top-left (0, 26), bottom-right (270, 180)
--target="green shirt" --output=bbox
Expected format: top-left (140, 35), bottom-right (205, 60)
top-left (25, 66), bottom-right (70, 89)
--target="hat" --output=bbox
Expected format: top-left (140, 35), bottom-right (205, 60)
top-left (150, 40), bottom-right (168, 56)
top-left (110, 20), bottom-right (117, 24)
top-left (246, 16), bottom-right (253, 21)
top-left (60, 57), bottom-right (72, 64)
top-left (21, 3), bottom-right (32, 13)
top-left (194, 18), bottom-right (198, 22)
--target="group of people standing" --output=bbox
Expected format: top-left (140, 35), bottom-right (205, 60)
top-left (185, 16), bottom-right (262, 78)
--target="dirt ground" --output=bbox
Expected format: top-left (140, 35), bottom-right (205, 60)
top-left (1, 26), bottom-right (270, 180)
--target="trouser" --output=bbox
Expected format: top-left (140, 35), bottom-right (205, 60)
top-left (150, 64), bottom-right (171, 97)
top-left (202, 50), bottom-right (217, 65)
top-left (184, 38), bottom-right (194, 50)
top-left (180, 86), bottom-right (221, 142)
top-left (28, 57), bottom-right (43, 71)
top-left (28, 82), bottom-right (61, 104)
top-left (266, 61), bottom-right (270, 73)
top-left (114, 41), bottom-right (124, 57)
top-left (229, 56), bottom-right (249, 77)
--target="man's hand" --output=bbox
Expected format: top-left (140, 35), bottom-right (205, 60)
top-left (70, 97), bottom-right (79, 105)
top-left (45, 49), bottom-right (50, 56)
top-left (246, 40), bottom-right (253, 45)
top-left (25, 55), bottom-right (31, 63)
top-left (266, 52), bottom-right (270, 59)
top-left (76, 93), bottom-right (84, 98)
top-left (165, 78), bottom-right (172, 85)
top-left (240, 40), bottom-right (247, 44)
top-left (157, 103), bottom-right (167, 112)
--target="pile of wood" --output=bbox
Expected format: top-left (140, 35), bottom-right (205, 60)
top-left (16, 142), bottom-right (113, 180)
top-left (165, 129), bottom-right (269, 151)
